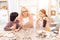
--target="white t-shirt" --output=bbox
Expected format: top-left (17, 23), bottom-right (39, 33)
top-left (22, 17), bottom-right (29, 25)
top-left (39, 17), bottom-right (46, 28)
top-left (39, 19), bottom-right (43, 28)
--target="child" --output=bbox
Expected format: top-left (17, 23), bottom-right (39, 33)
top-left (36, 9), bottom-right (50, 32)
top-left (4, 12), bottom-right (22, 31)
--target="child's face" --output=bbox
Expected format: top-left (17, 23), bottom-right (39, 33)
top-left (39, 11), bottom-right (45, 18)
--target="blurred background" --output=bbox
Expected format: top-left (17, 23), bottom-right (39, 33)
top-left (0, 0), bottom-right (60, 31)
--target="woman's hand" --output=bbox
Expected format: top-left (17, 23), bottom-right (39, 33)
top-left (22, 22), bottom-right (33, 29)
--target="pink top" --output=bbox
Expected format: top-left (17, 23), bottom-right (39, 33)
top-left (19, 15), bottom-right (33, 25)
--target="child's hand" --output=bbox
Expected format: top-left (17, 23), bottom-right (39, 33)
top-left (14, 29), bottom-right (19, 32)
top-left (10, 24), bottom-right (16, 30)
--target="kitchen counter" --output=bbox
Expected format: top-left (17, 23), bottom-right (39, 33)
top-left (0, 29), bottom-right (60, 40)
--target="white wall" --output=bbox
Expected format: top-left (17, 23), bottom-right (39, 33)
top-left (19, 0), bottom-right (50, 15)
top-left (8, 0), bottom-right (19, 14)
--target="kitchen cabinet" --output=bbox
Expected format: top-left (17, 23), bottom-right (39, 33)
top-left (0, 0), bottom-right (8, 31)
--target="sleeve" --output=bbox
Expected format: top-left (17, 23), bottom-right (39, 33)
top-left (4, 22), bottom-right (13, 31)
top-left (15, 20), bottom-right (22, 30)
top-left (29, 15), bottom-right (33, 25)
top-left (36, 19), bottom-right (40, 29)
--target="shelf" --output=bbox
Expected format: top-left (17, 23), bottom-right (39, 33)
top-left (0, 0), bottom-right (7, 1)
top-left (0, 1), bottom-right (8, 10)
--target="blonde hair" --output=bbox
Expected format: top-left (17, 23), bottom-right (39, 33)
top-left (21, 7), bottom-right (30, 17)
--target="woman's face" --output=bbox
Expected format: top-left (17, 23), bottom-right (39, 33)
top-left (21, 9), bottom-right (28, 17)
top-left (39, 11), bottom-right (45, 18)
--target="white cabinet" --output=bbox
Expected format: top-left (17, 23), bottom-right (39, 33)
top-left (0, 0), bottom-right (8, 31)
top-left (0, 10), bottom-right (8, 24)
top-left (0, 10), bottom-right (9, 31)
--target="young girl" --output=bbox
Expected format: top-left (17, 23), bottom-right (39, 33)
top-left (36, 9), bottom-right (50, 32)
